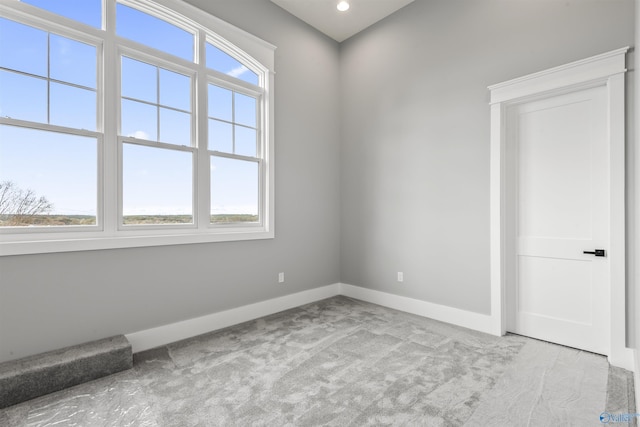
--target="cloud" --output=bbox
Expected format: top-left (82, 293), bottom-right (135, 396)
top-left (128, 130), bottom-right (150, 140)
top-left (227, 65), bottom-right (250, 78)
top-left (52, 37), bottom-right (72, 56)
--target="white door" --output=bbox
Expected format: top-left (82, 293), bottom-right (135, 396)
top-left (506, 85), bottom-right (609, 355)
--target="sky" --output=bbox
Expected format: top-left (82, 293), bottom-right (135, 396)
top-left (0, 1), bottom-right (260, 220)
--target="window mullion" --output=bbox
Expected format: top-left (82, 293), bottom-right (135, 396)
top-left (46, 33), bottom-right (51, 125)
top-left (256, 94), bottom-right (262, 159)
top-left (102, 0), bottom-right (118, 235)
top-left (156, 66), bottom-right (161, 142)
top-left (196, 28), bottom-right (209, 230)
top-left (231, 92), bottom-right (236, 154)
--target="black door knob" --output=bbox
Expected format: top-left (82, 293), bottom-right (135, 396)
top-left (583, 249), bottom-right (606, 257)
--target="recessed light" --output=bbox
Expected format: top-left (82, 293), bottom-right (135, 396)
top-left (337, 1), bottom-right (350, 12)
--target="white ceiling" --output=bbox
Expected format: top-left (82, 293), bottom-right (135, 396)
top-left (270, 0), bottom-right (415, 43)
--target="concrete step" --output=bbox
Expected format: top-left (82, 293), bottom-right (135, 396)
top-left (0, 335), bottom-right (132, 409)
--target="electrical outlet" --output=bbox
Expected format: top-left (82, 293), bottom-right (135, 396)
top-left (397, 272), bottom-right (403, 282)
top-left (278, 272), bottom-right (285, 283)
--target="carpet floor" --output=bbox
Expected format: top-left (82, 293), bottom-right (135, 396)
top-left (0, 296), bottom-right (635, 426)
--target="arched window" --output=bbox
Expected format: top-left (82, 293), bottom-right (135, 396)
top-left (0, 0), bottom-right (275, 255)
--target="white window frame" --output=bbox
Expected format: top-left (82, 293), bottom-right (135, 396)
top-left (116, 48), bottom-right (199, 231)
top-left (0, 0), bottom-right (276, 256)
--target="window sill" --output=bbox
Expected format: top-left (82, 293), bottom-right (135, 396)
top-left (0, 228), bottom-right (274, 256)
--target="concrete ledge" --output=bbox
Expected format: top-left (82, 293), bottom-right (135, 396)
top-left (0, 335), bottom-right (132, 409)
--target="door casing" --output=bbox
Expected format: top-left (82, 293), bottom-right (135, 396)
top-left (488, 47), bottom-right (632, 370)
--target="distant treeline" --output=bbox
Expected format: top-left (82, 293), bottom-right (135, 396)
top-left (0, 215), bottom-right (96, 226)
top-left (123, 214), bottom-right (259, 224)
top-left (1, 214), bottom-right (259, 227)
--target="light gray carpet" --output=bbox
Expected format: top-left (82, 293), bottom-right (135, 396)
top-left (0, 296), bottom-right (634, 426)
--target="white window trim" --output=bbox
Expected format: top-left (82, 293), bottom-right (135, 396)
top-left (0, 0), bottom-right (276, 256)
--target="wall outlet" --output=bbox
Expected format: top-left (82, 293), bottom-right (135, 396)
top-left (278, 272), bottom-right (285, 283)
top-left (397, 272), bottom-right (403, 282)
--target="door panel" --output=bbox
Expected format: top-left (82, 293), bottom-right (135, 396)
top-left (518, 99), bottom-right (593, 240)
top-left (517, 256), bottom-right (592, 324)
top-left (507, 85), bottom-right (609, 355)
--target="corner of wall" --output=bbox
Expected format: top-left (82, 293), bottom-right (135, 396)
top-left (635, 0), bottom-right (640, 410)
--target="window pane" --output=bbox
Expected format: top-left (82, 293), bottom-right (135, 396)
top-left (116, 3), bottom-right (193, 62)
top-left (159, 108), bottom-right (190, 146)
top-left (235, 93), bottom-right (256, 127)
top-left (0, 71), bottom-right (47, 122)
top-left (209, 120), bottom-right (232, 153)
top-left (235, 126), bottom-right (257, 157)
top-left (121, 57), bottom-right (157, 104)
top-left (0, 125), bottom-right (97, 226)
top-left (51, 83), bottom-right (96, 130)
top-left (160, 69), bottom-right (190, 111)
top-left (21, 0), bottom-right (101, 28)
top-left (0, 18), bottom-right (47, 77)
top-left (211, 156), bottom-right (258, 223)
top-left (123, 144), bottom-right (193, 224)
top-left (50, 34), bottom-right (96, 88)
top-left (208, 84), bottom-right (232, 121)
top-left (121, 99), bottom-right (157, 141)
top-left (206, 43), bottom-right (258, 86)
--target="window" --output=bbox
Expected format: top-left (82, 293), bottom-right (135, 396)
top-left (208, 84), bottom-right (260, 224)
top-left (20, 0), bottom-right (102, 28)
top-left (117, 3), bottom-right (193, 61)
top-left (206, 43), bottom-right (258, 85)
top-left (0, 0), bottom-right (275, 255)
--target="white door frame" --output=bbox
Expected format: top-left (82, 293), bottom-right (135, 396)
top-left (488, 47), bottom-right (633, 370)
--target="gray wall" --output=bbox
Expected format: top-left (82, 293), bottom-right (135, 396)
top-left (1, 0), bottom-right (637, 364)
top-left (0, 0), bottom-right (342, 363)
top-left (634, 2), bottom-right (640, 382)
top-left (340, 0), bottom-right (636, 321)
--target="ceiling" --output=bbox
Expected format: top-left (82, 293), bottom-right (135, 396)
top-left (270, 0), bottom-right (415, 43)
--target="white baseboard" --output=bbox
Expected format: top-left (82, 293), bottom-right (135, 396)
top-left (608, 347), bottom-right (636, 372)
top-left (126, 283), bottom-right (341, 353)
top-left (339, 283), bottom-right (495, 335)
top-left (126, 282), bottom-right (507, 354)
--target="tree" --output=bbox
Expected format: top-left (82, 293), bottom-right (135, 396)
top-left (0, 181), bottom-right (53, 226)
